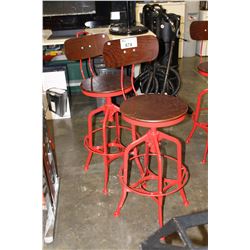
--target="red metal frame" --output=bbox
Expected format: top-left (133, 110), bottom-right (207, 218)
top-left (114, 113), bottom-right (189, 228)
top-left (199, 40), bottom-right (203, 64)
top-left (79, 55), bottom-right (137, 194)
top-left (198, 69), bottom-right (208, 77)
top-left (83, 96), bottom-right (134, 195)
top-left (186, 88), bottom-right (208, 164)
top-left (70, 32), bottom-right (145, 195)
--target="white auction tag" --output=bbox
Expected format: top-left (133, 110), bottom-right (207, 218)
top-left (120, 37), bottom-right (138, 49)
top-left (110, 11), bottom-right (120, 20)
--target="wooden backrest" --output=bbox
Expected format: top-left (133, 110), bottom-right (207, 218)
top-left (64, 33), bottom-right (109, 61)
top-left (103, 35), bottom-right (159, 68)
top-left (190, 21), bottom-right (208, 41)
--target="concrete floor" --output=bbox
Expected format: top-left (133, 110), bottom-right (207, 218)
top-left (44, 56), bottom-right (208, 250)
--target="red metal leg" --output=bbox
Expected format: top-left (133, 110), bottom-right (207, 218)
top-left (113, 148), bottom-right (129, 217)
top-left (83, 151), bottom-right (93, 172)
top-left (186, 123), bottom-right (197, 144)
top-left (144, 140), bottom-right (150, 168)
top-left (151, 130), bottom-right (164, 227)
top-left (132, 125), bottom-right (144, 177)
top-left (84, 105), bottom-right (105, 172)
top-left (202, 137), bottom-right (208, 164)
top-left (158, 131), bottom-right (189, 206)
top-left (141, 140), bottom-right (150, 191)
top-left (114, 111), bottom-right (121, 144)
top-left (114, 132), bottom-right (149, 217)
top-left (102, 108), bottom-right (110, 195)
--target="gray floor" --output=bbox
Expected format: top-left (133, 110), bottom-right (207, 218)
top-left (44, 56), bottom-right (208, 250)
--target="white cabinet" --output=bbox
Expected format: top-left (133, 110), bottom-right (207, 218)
top-left (183, 1), bottom-right (200, 57)
top-left (136, 1), bottom-right (186, 58)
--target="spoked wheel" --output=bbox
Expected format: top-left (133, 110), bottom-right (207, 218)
top-left (137, 63), bottom-right (181, 96)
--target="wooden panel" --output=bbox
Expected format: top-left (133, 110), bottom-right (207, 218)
top-left (190, 21), bottom-right (208, 41)
top-left (103, 35), bottom-right (159, 68)
top-left (64, 33), bottom-right (109, 60)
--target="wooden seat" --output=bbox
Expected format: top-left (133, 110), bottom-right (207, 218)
top-left (80, 74), bottom-right (132, 97)
top-left (120, 94), bottom-right (188, 126)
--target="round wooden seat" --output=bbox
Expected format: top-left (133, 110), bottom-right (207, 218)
top-left (120, 94), bottom-right (188, 127)
top-left (80, 74), bottom-right (132, 97)
top-left (198, 61), bottom-right (208, 76)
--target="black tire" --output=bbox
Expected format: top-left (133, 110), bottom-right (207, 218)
top-left (136, 64), bottom-right (181, 95)
top-left (155, 65), bottom-right (181, 95)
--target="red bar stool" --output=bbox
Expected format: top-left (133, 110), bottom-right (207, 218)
top-left (103, 35), bottom-right (189, 228)
top-left (187, 21), bottom-right (208, 163)
top-left (64, 33), bottom-right (134, 194)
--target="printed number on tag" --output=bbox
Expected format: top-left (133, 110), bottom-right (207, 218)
top-left (120, 37), bottom-right (137, 49)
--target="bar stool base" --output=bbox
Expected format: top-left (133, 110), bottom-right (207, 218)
top-left (114, 128), bottom-right (189, 226)
top-left (83, 101), bottom-right (139, 195)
